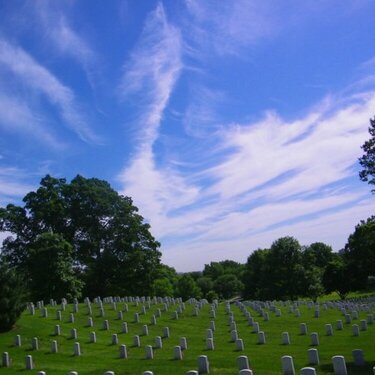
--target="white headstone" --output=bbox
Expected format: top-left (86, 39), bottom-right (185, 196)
top-left (2, 352), bottom-right (10, 368)
top-left (281, 355), bottom-right (295, 375)
top-left (352, 349), bottom-right (365, 366)
top-left (282, 332), bottom-right (290, 345)
top-left (332, 355), bottom-right (347, 375)
top-left (25, 355), bottom-right (33, 370)
top-left (74, 342), bottom-right (81, 356)
top-left (145, 345), bottom-right (153, 359)
top-left (174, 345), bottom-right (183, 360)
top-left (237, 355), bottom-right (250, 370)
top-left (51, 340), bottom-right (58, 353)
top-left (198, 355), bottom-right (210, 374)
top-left (307, 348), bottom-right (319, 365)
top-left (300, 367), bottom-right (316, 375)
top-left (119, 344), bottom-right (127, 359)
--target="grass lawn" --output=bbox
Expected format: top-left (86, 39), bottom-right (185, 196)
top-left (0, 298), bottom-right (374, 374)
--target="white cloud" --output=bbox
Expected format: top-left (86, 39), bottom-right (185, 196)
top-left (118, 3), bottom-right (198, 233)
top-left (162, 198), bottom-right (375, 271)
top-left (0, 93), bottom-right (64, 148)
top-left (0, 38), bottom-right (101, 144)
top-left (119, 83), bottom-right (375, 270)
top-left (185, 0), bottom-right (277, 55)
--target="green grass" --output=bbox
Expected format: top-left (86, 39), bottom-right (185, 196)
top-left (0, 299), bottom-right (374, 374)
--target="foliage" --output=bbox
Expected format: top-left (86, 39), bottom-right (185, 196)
top-left (176, 274), bottom-right (201, 300)
top-left (27, 232), bottom-right (83, 301)
top-left (359, 116), bottom-right (375, 192)
top-left (323, 254), bottom-right (352, 299)
top-left (343, 216), bottom-right (375, 289)
top-left (0, 175), bottom-right (161, 299)
top-left (213, 273), bottom-right (243, 299)
top-left (0, 260), bottom-right (26, 332)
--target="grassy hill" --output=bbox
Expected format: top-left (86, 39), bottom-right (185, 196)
top-left (0, 298), bottom-right (374, 374)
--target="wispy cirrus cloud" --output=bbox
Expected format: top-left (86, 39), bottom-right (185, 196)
top-left (185, 0), bottom-right (278, 56)
top-left (118, 3), bottom-right (200, 232)
top-left (0, 93), bottom-right (64, 149)
top-left (0, 38), bottom-right (101, 144)
top-left (121, 82), bottom-right (375, 270)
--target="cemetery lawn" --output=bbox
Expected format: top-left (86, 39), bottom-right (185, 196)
top-left (0, 300), bottom-right (374, 374)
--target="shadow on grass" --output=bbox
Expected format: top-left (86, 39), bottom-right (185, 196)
top-left (319, 361), bottom-right (375, 374)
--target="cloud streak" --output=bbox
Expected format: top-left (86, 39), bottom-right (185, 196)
top-left (0, 38), bottom-right (101, 144)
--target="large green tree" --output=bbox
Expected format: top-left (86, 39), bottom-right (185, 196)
top-left (343, 216), bottom-right (375, 290)
top-left (359, 116), bottom-right (375, 193)
top-left (0, 175), bottom-right (161, 299)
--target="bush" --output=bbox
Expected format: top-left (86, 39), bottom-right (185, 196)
top-left (0, 261), bottom-right (26, 332)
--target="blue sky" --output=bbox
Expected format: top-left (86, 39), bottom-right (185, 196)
top-left (0, 0), bottom-right (374, 271)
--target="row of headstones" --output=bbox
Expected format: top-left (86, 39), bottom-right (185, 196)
top-left (11, 325), bottom-right (172, 349)
top-left (241, 298), bottom-right (375, 317)
top-left (241, 300), bottom-right (375, 321)
top-left (29, 299), bottom-right (218, 323)
top-left (4, 353), bottom-right (372, 374)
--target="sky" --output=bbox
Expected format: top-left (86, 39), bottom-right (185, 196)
top-left (0, 0), bottom-right (375, 272)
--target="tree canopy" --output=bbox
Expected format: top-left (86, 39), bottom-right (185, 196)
top-left (0, 175), bottom-right (161, 299)
top-left (359, 116), bottom-right (375, 193)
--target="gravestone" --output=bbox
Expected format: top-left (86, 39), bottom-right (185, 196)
top-left (32, 337), bottom-right (39, 350)
top-left (119, 344), bottom-right (127, 359)
top-left (237, 355), bottom-right (250, 370)
top-left (51, 340), bottom-right (58, 353)
top-left (252, 322), bottom-right (260, 333)
top-left (2, 352), bottom-right (10, 368)
top-left (74, 342), bottom-right (81, 356)
top-left (71, 328), bottom-right (78, 339)
top-left (206, 338), bottom-right (214, 350)
top-left (332, 355), bottom-right (347, 375)
top-left (142, 325), bottom-right (149, 336)
top-left (69, 313), bottom-right (75, 323)
top-left (352, 349), bottom-right (365, 366)
top-left (258, 331), bottom-right (266, 344)
top-left (282, 332), bottom-right (290, 345)
top-left (174, 346), bottom-right (183, 360)
top-left (163, 327), bottom-right (170, 338)
top-left (90, 332), bottom-right (97, 343)
top-left (25, 355), bottom-right (33, 370)
top-left (198, 355), bottom-right (210, 374)
top-left (145, 345), bottom-right (153, 359)
top-left (281, 355), bottom-right (295, 375)
top-left (352, 324), bottom-right (360, 336)
top-left (360, 320), bottom-right (367, 331)
top-left (103, 320), bottom-right (110, 330)
top-left (15, 334), bottom-right (21, 347)
top-left (155, 336), bottom-right (162, 349)
top-left (239, 370), bottom-right (253, 375)
top-left (310, 332), bottom-right (319, 346)
top-left (122, 322), bottom-right (128, 333)
top-left (231, 330), bottom-right (238, 342)
top-left (325, 324), bottom-right (333, 336)
top-left (336, 320), bottom-right (343, 330)
top-left (236, 338), bottom-right (244, 351)
top-left (180, 337), bottom-right (188, 350)
top-left (87, 317), bottom-right (94, 327)
top-left (307, 348), bottom-right (319, 365)
top-left (300, 367), bottom-right (316, 375)
top-left (112, 334), bottom-right (118, 345)
top-left (133, 335), bottom-right (140, 347)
